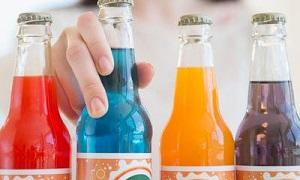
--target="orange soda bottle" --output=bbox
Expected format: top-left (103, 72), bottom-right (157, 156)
top-left (160, 14), bottom-right (235, 179)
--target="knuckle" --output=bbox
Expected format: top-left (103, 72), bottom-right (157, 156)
top-left (82, 83), bottom-right (101, 96)
top-left (77, 12), bottom-right (95, 27)
top-left (63, 26), bottom-right (75, 36)
top-left (66, 44), bottom-right (86, 62)
top-left (90, 40), bottom-right (102, 50)
top-left (89, 40), bottom-right (103, 58)
top-left (70, 99), bottom-right (84, 114)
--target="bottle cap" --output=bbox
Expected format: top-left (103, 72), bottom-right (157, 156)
top-left (178, 14), bottom-right (212, 26)
top-left (97, 0), bottom-right (133, 7)
top-left (252, 13), bottom-right (286, 25)
top-left (18, 13), bottom-right (52, 25)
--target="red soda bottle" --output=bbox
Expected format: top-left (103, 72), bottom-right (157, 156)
top-left (0, 13), bottom-right (71, 179)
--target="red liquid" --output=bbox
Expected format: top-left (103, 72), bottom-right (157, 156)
top-left (0, 76), bottom-right (70, 169)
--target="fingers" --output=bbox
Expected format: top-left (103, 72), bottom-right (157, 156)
top-left (54, 74), bottom-right (78, 122)
top-left (65, 27), bottom-right (108, 118)
top-left (136, 62), bottom-right (154, 88)
top-left (52, 33), bottom-right (85, 118)
top-left (52, 11), bottom-right (154, 121)
top-left (77, 12), bottom-right (114, 76)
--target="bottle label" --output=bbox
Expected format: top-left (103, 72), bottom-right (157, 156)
top-left (161, 166), bottom-right (235, 179)
top-left (77, 153), bottom-right (152, 180)
top-left (0, 168), bottom-right (70, 179)
top-left (237, 166), bottom-right (300, 179)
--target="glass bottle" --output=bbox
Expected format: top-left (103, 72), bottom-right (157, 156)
top-left (236, 13), bottom-right (300, 179)
top-left (160, 14), bottom-right (235, 180)
top-left (0, 13), bottom-right (71, 179)
top-left (76, 0), bottom-right (152, 179)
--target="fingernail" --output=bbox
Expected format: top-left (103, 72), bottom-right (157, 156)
top-left (99, 56), bottom-right (113, 75)
top-left (90, 97), bottom-right (107, 118)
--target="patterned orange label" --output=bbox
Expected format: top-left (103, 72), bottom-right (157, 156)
top-left (0, 169), bottom-right (70, 180)
top-left (161, 166), bottom-right (235, 179)
top-left (77, 153), bottom-right (152, 180)
top-left (237, 166), bottom-right (300, 180)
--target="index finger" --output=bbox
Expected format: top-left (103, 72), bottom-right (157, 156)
top-left (77, 12), bottom-right (114, 76)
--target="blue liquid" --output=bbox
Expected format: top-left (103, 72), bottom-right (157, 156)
top-left (77, 48), bottom-right (152, 153)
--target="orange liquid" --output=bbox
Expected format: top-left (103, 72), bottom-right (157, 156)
top-left (161, 67), bottom-right (234, 166)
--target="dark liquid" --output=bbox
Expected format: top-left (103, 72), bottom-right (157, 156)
top-left (77, 48), bottom-right (152, 153)
top-left (235, 81), bottom-right (300, 165)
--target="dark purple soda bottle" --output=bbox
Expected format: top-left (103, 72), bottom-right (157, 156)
top-left (236, 13), bottom-right (300, 179)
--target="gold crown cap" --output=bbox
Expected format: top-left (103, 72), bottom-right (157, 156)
top-left (18, 13), bottom-right (52, 24)
top-left (179, 14), bottom-right (212, 26)
top-left (252, 13), bottom-right (286, 25)
top-left (97, 0), bottom-right (133, 7)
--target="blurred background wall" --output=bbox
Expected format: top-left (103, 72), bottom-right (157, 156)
top-left (0, 0), bottom-right (300, 179)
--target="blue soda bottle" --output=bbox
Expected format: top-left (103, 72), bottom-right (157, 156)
top-left (76, 0), bottom-right (152, 179)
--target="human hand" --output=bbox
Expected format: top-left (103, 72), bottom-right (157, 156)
top-left (51, 12), bottom-right (154, 121)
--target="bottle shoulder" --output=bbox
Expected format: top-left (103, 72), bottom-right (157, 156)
top-left (162, 115), bottom-right (234, 145)
top-left (236, 111), bottom-right (300, 140)
top-left (163, 112), bottom-right (232, 134)
top-left (77, 100), bottom-right (151, 134)
top-left (0, 116), bottom-right (71, 147)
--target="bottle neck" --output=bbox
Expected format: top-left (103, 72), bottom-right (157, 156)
top-left (250, 24), bottom-right (290, 82)
top-left (248, 23), bottom-right (295, 112)
top-left (99, 5), bottom-right (138, 101)
top-left (16, 23), bottom-right (52, 76)
top-left (173, 68), bottom-right (219, 116)
top-left (9, 23), bottom-right (58, 116)
top-left (178, 24), bottom-right (213, 67)
top-left (173, 25), bottom-right (220, 116)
